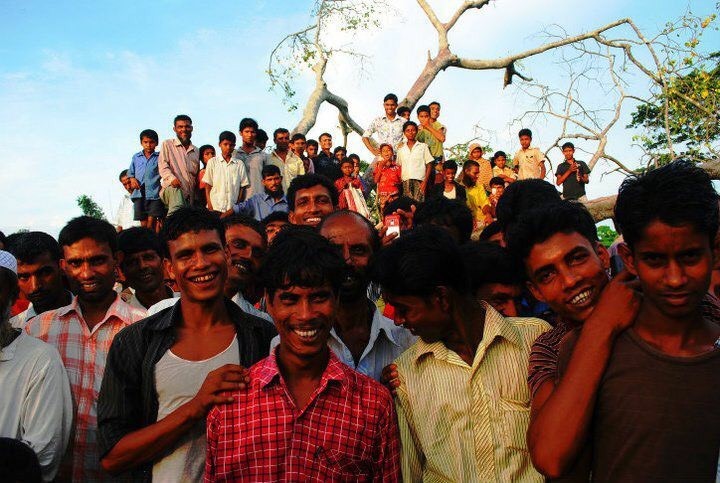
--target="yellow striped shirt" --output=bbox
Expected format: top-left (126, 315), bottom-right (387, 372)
top-left (394, 305), bottom-right (550, 482)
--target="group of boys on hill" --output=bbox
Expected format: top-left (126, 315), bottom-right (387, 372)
top-left (0, 92), bottom-right (718, 483)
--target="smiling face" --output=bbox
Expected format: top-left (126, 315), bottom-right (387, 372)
top-left (320, 215), bottom-right (373, 299)
top-left (289, 184), bottom-right (335, 228)
top-left (525, 231), bottom-right (610, 324)
top-left (404, 124), bottom-right (418, 142)
top-left (383, 291), bottom-right (451, 342)
top-left (224, 224), bottom-right (265, 291)
top-left (622, 221), bottom-right (714, 321)
top-left (173, 119), bottom-right (193, 143)
top-left (319, 135), bottom-right (332, 152)
top-left (268, 284), bottom-right (335, 360)
top-left (429, 103), bottom-right (440, 120)
top-left (443, 168), bottom-right (456, 184)
top-left (121, 249), bottom-right (164, 295)
top-left (62, 238), bottom-right (118, 304)
top-left (383, 99), bottom-right (398, 118)
top-left (164, 229), bottom-right (227, 304)
top-left (16, 252), bottom-right (65, 312)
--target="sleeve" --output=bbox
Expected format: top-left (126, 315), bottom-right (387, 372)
top-left (374, 394), bottom-right (401, 483)
top-left (555, 163), bottom-right (565, 177)
top-left (20, 345), bottom-right (74, 482)
top-left (527, 331), bottom-right (560, 398)
top-left (128, 156), bottom-right (136, 178)
top-left (395, 386), bottom-right (424, 482)
top-left (97, 328), bottom-right (146, 459)
top-left (233, 197), bottom-right (253, 216)
top-left (363, 118), bottom-right (378, 138)
top-left (205, 408), bottom-right (219, 482)
top-left (203, 159), bottom-right (215, 187)
top-left (158, 141), bottom-right (177, 187)
top-left (237, 161), bottom-right (250, 188)
top-left (422, 144), bottom-right (434, 164)
top-left (476, 186), bottom-right (490, 208)
top-left (581, 161), bottom-right (591, 174)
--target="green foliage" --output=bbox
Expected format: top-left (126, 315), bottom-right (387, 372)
top-left (444, 140), bottom-right (493, 162)
top-left (597, 225), bottom-right (618, 248)
top-left (76, 195), bottom-right (106, 220)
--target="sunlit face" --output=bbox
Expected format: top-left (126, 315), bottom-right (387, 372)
top-left (404, 124), bottom-right (418, 142)
top-left (16, 252), bottom-right (65, 312)
top-left (219, 139), bottom-right (235, 158)
top-left (383, 99), bottom-right (398, 117)
top-left (121, 249), bottom-right (164, 295)
top-left (289, 185), bottom-right (335, 228)
top-left (120, 175), bottom-right (133, 194)
top-left (622, 221), bottom-right (714, 321)
top-left (525, 231), bottom-right (610, 324)
top-left (262, 173), bottom-right (283, 196)
top-left (563, 147), bottom-right (575, 161)
top-left (141, 136), bottom-right (158, 154)
top-left (443, 168), bottom-right (456, 183)
top-left (62, 238), bottom-right (118, 304)
top-left (164, 229), bottom-right (227, 304)
top-left (240, 127), bottom-right (256, 146)
top-left (174, 119), bottom-right (193, 143)
top-left (224, 224), bottom-right (265, 291)
top-left (519, 135), bottom-right (531, 149)
top-left (475, 283), bottom-right (522, 317)
top-left (381, 145), bottom-right (394, 162)
top-left (274, 131), bottom-right (290, 151)
top-left (319, 135), bottom-right (332, 151)
top-left (429, 103), bottom-right (440, 120)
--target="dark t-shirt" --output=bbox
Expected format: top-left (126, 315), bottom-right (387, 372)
top-left (555, 161), bottom-right (590, 200)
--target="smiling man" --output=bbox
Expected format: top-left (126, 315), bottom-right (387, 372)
top-left (97, 207), bottom-right (276, 482)
top-left (372, 226), bottom-right (549, 482)
top-left (158, 114), bottom-right (200, 215)
top-left (26, 216), bottom-right (147, 481)
top-left (205, 226), bottom-right (400, 482)
top-left (286, 173), bottom-right (338, 228)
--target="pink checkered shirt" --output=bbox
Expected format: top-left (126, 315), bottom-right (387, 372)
top-left (205, 349), bottom-right (400, 482)
top-left (26, 294), bottom-right (146, 482)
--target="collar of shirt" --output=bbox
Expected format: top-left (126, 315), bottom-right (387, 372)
top-left (412, 304), bottom-right (522, 368)
top-left (262, 192), bottom-right (288, 205)
top-left (172, 137), bottom-right (197, 153)
top-left (382, 114), bottom-right (403, 123)
top-left (0, 330), bottom-right (24, 361)
top-left (256, 347), bottom-right (348, 392)
top-left (56, 293), bottom-right (140, 333)
top-left (329, 303), bottom-right (400, 352)
top-left (233, 146), bottom-right (262, 157)
top-left (134, 151), bottom-right (159, 159)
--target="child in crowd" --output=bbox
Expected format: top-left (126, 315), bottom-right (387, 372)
top-left (348, 153), bottom-right (368, 195)
top-left (255, 129), bottom-right (268, 150)
top-left (555, 142), bottom-right (590, 201)
top-left (196, 144), bottom-right (215, 209)
top-left (204, 131), bottom-right (250, 216)
top-left (373, 143), bottom-right (402, 216)
top-left (397, 106), bottom-right (411, 121)
top-left (492, 150), bottom-right (517, 185)
top-left (429, 160), bottom-right (466, 202)
top-left (127, 129), bottom-right (164, 232)
top-left (333, 146), bottom-right (347, 163)
top-left (335, 158), bottom-right (364, 211)
top-left (514, 128), bottom-right (547, 180)
top-left (488, 176), bottom-right (505, 219)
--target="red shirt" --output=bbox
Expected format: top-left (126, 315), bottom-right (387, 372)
top-left (375, 163), bottom-right (401, 195)
top-left (205, 349), bottom-right (400, 482)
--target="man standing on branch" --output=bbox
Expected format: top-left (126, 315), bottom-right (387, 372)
top-left (555, 142), bottom-right (590, 201)
top-left (159, 115), bottom-right (200, 215)
top-left (362, 93), bottom-right (405, 159)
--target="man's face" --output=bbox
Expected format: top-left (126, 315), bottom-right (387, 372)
top-left (120, 175), bottom-right (133, 194)
top-left (320, 215), bottom-right (373, 298)
top-left (525, 231), bottom-right (610, 324)
top-left (173, 119), bottom-right (193, 143)
top-left (476, 283), bottom-right (521, 317)
top-left (268, 284), bottom-right (335, 360)
top-left (164, 229), bottom-right (227, 303)
top-left (262, 173), bottom-right (283, 196)
top-left (219, 139), bottom-right (235, 158)
top-left (464, 165), bottom-right (479, 184)
top-left (62, 238), bottom-right (118, 304)
top-left (306, 144), bottom-right (318, 158)
top-left (240, 127), bottom-right (256, 146)
top-left (121, 249), bottom-right (164, 295)
top-left (384, 291), bottom-right (451, 342)
top-left (224, 224), bottom-right (265, 291)
top-left (563, 147), bottom-right (575, 161)
top-left (470, 148), bottom-right (482, 161)
top-left (16, 252), bottom-right (65, 311)
top-left (319, 135), bottom-right (332, 152)
top-left (141, 136), bottom-right (158, 154)
top-left (519, 135), bottom-right (531, 149)
top-left (275, 131), bottom-right (290, 151)
top-left (404, 124), bottom-right (418, 142)
top-left (429, 103), bottom-right (440, 120)
top-left (293, 139), bottom-right (306, 156)
top-left (383, 99), bottom-right (398, 117)
top-left (289, 184), bottom-right (335, 227)
top-left (265, 221), bottom-right (289, 245)
top-left (622, 221), bottom-right (714, 320)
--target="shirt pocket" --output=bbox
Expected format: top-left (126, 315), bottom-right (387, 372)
top-left (315, 446), bottom-right (372, 482)
top-left (498, 398), bottom-right (531, 452)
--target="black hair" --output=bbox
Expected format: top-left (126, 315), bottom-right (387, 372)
top-left (139, 129), bottom-right (159, 143)
top-left (382, 196), bottom-right (416, 217)
top-left (561, 142), bottom-right (575, 150)
top-left (339, 158), bottom-right (354, 168)
top-left (59, 216), bottom-right (118, 253)
top-left (318, 210), bottom-right (381, 253)
top-left (261, 164), bottom-right (281, 178)
top-left (416, 104), bottom-right (431, 115)
top-left (290, 133), bottom-right (306, 143)
top-left (506, 200), bottom-right (598, 264)
top-left (256, 129), bottom-right (268, 144)
top-left (397, 106), bottom-right (410, 116)
top-left (117, 227), bottom-right (162, 260)
top-left (495, 179), bottom-right (562, 228)
top-left (442, 160), bottom-right (458, 172)
top-left (219, 131), bottom-right (236, 144)
top-left (333, 146), bottom-right (347, 156)
top-left (261, 211), bottom-right (290, 226)
top-left (306, 139), bottom-right (318, 148)
top-left (348, 153), bottom-right (360, 162)
top-left (415, 198), bottom-right (473, 244)
top-left (259, 225), bottom-right (345, 300)
top-left (198, 145), bottom-right (215, 166)
top-left (478, 221), bottom-right (503, 242)
top-left (319, 132), bottom-right (332, 141)
top-left (614, 159), bottom-right (719, 249)
top-left (489, 176), bottom-right (505, 187)
top-left (7, 231), bottom-right (62, 263)
top-left (370, 225), bottom-right (469, 297)
top-left (119, 169), bottom-right (128, 181)
top-left (159, 207), bottom-right (225, 257)
top-left (222, 213), bottom-right (266, 244)
top-left (460, 241), bottom-right (524, 288)
top-left (174, 114), bottom-right (192, 125)
top-left (518, 128), bottom-right (532, 138)
top-left (286, 174), bottom-right (339, 210)
top-left (0, 437), bottom-right (42, 483)
top-left (273, 128), bottom-right (289, 140)
top-left (383, 93), bottom-right (398, 103)
top-left (463, 159), bottom-right (479, 170)
top-left (0, 231), bottom-right (5, 249)
top-left (238, 118), bottom-right (258, 132)
top-left (493, 151), bottom-right (507, 160)
top-left (429, 101), bottom-right (441, 108)
top-left (403, 121), bottom-right (417, 132)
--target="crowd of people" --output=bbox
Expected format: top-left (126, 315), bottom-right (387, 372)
top-left (0, 92), bottom-right (718, 483)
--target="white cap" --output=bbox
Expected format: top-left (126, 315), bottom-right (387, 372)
top-left (0, 250), bottom-right (17, 275)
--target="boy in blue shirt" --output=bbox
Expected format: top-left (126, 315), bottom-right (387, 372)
top-left (127, 129), bottom-right (165, 232)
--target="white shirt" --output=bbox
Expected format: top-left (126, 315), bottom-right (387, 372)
top-left (397, 141), bottom-right (434, 181)
top-left (268, 150), bottom-right (305, 192)
top-left (115, 194), bottom-right (140, 230)
top-left (10, 304), bottom-right (37, 329)
top-left (146, 293), bottom-right (181, 316)
top-left (231, 292), bottom-right (274, 324)
top-left (153, 336), bottom-right (239, 482)
top-left (204, 155), bottom-right (250, 212)
top-left (0, 331), bottom-right (73, 481)
top-left (443, 187), bottom-right (457, 200)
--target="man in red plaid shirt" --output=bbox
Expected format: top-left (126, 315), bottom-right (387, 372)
top-left (205, 227), bottom-right (400, 482)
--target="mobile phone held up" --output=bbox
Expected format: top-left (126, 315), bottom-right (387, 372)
top-left (384, 214), bottom-right (401, 238)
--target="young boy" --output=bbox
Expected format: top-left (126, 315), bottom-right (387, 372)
top-left (429, 160), bottom-right (466, 201)
top-left (396, 121), bottom-right (434, 202)
top-left (335, 158), bottom-right (365, 211)
top-left (127, 129), bottom-right (164, 232)
top-left (488, 176), bottom-right (505, 219)
top-left (204, 131), bottom-right (250, 217)
top-left (492, 150), bottom-right (517, 185)
top-left (291, 133), bottom-right (313, 173)
top-left (466, 143), bottom-right (493, 191)
top-left (397, 106), bottom-right (411, 120)
top-left (514, 128), bottom-right (547, 180)
top-left (458, 160), bottom-right (493, 229)
top-left (416, 105), bottom-right (446, 195)
top-left (374, 144), bottom-right (402, 216)
top-left (555, 142), bottom-right (590, 201)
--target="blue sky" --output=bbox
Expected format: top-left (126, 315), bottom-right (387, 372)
top-left (1, 0), bottom-right (716, 236)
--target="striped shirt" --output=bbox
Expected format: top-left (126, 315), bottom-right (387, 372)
top-left (394, 305), bottom-right (550, 482)
top-left (26, 295), bottom-right (146, 482)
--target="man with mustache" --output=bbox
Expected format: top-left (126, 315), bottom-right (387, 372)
top-left (287, 173), bottom-right (338, 228)
top-left (7, 231), bottom-right (72, 329)
top-left (232, 164), bottom-right (289, 222)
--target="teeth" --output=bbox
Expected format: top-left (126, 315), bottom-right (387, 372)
top-left (306, 217), bottom-right (321, 224)
top-left (294, 328), bottom-right (318, 338)
top-left (191, 274), bottom-right (215, 283)
top-left (570, 289), bottom-right (592, 305)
